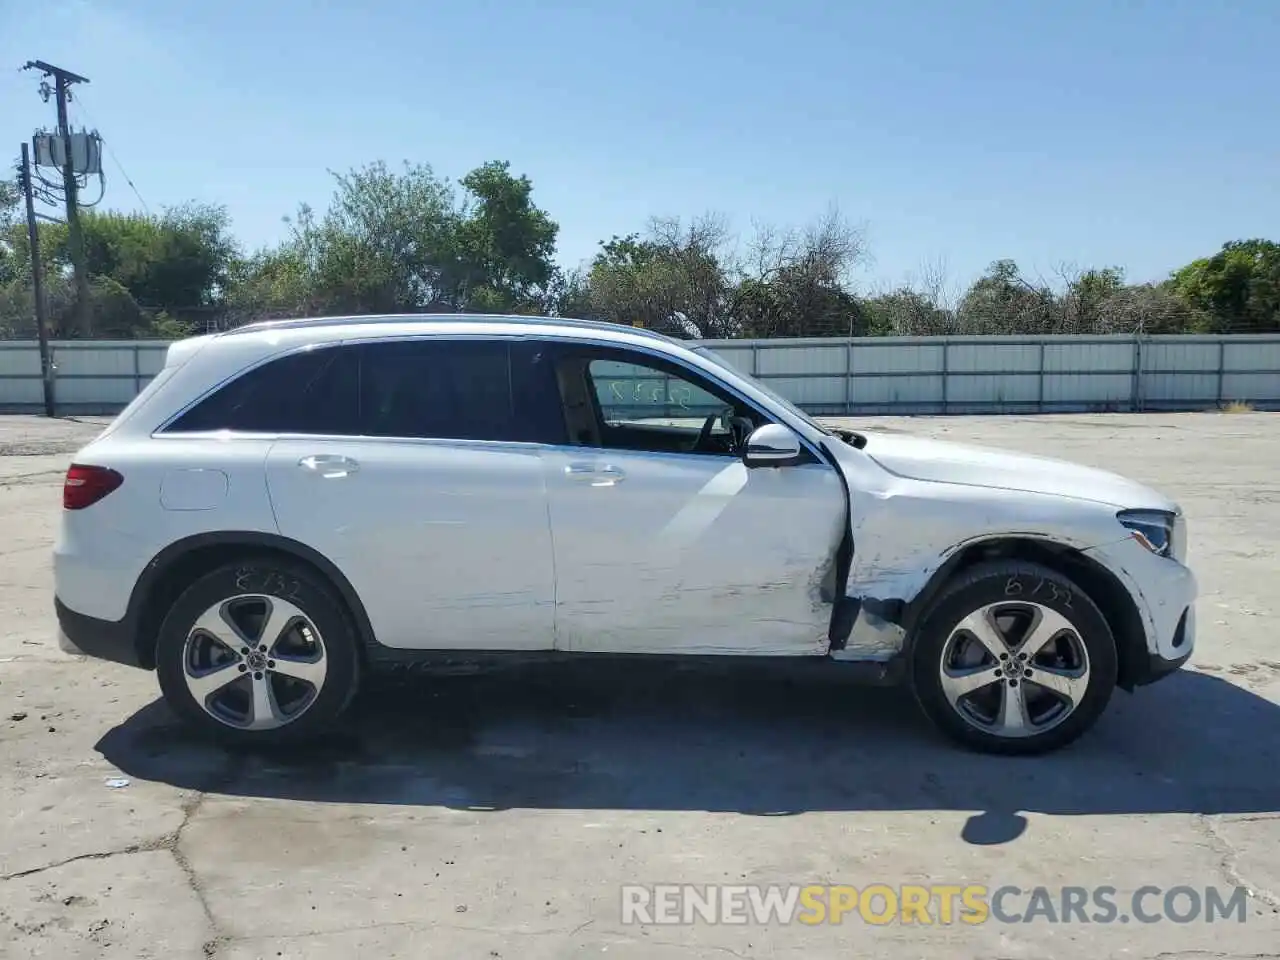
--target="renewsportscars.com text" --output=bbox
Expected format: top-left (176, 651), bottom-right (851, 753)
top-left (620, 884), bottom-right (1250, 926)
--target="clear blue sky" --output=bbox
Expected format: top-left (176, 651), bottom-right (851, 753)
top-left (3, 0), bottom-right (1277, 296)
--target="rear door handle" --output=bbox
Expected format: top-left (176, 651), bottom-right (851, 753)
top-left (298, 454), bottom-right (360, 479)
top-left (564, 462), bottom-right (626, 486)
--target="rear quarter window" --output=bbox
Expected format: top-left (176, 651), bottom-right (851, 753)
top-left (162, 345), bottom-right (360, 435)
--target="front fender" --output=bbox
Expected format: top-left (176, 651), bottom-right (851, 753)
top-left (820, 437), bottom-right (1129, 661)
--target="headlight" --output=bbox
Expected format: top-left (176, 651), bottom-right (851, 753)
top-left (1117, 509), bottom-right (1177, 558)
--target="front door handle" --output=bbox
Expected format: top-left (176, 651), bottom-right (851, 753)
top-left (564, 462), bottom-right (626, 486)
top-left (298, 454), bottom-right (360, 479)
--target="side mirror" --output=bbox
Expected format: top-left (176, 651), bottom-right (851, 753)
top-left (742, 423), bottom-right (804, 468)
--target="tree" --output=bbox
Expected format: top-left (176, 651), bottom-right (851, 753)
top-left (862, 289), bottom-right (956, 336)
top-left (1092, 282), bottom-right (1208, 334)
top-left (1, 177), bottom-right (24, 289)
top-left (729, 209), bottom-right (867, 338)
top-left (955, 260), bottom-right (1063, 334)
top-left (454, 161), bottom-right (559, 313)
top-left (68, 205), bottom-right (235, 320)
top-left (223, 244), bottom-right (319, 325)
top-left (1, 203), bottom-right (235, 337)
top-left (583, 215), bottom-right (734, 336)
top-left (1169, 240), bottom-right (1280, 333)
top-left (291, 160), bottom-right (460, 315)
top-left (230, 159), bottom-right (561, 323)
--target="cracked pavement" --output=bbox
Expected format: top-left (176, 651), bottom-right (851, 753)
top-left (0, 412), bottom-right (1277, 959)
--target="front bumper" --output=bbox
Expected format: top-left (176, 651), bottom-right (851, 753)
top-left (1126, 603), bottom-right (1195, 687)
top-left (1085, 535), bottom-right (1196, 689)
top-left (55, 596), bottom-right (147, 669)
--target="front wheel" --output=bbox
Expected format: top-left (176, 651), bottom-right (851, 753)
top-left (155, 558), bottom-right (361, 747)
top-left (910, 560), bottom-right (1118, 755)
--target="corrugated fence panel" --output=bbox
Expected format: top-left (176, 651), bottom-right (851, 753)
top-left (755, 344), bottom-right (846, 375)
top-left (49, 342), bottom-right (145, 407)
top-left (701, 346), bottom-right (754, 376)
top-left (943, 340), bottom-right (1040, 408)
top-left (760, 376), bottom-right (847, 410)
top-left (849, 374), bottom-right (944, 407)
top-left (1224, 338), bottom-right (1280, 374)
top-left (1, 335), bottom-right (1278, 414)
top-left (1040, 340), bottom-right (1131, 408)
top-left (0, 343), bottom-right (43, 406)
top-left (850, 341), bottom-right (946, 374)
top-left (1222, 339), bottom-right (1280, 405)
top-left (1140, 338), bottom-right (1221, 405)
top-left (138, 345), bottom-right (169, 376)
top-left (1222, 373), bottom-right (1280, 403)
top-left (1043, 340), bottom-right (1134, 372)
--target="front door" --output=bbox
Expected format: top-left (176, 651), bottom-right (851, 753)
top-left (537, 344), bottom-right (847, 656)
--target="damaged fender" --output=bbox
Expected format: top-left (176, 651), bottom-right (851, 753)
top-left (816, 434), bottom-right (1148, 663)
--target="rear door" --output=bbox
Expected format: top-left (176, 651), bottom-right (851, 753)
top-left (263, 338), bottom-right (556, 651)
top-left (531, 341), bottom-right (848, 656)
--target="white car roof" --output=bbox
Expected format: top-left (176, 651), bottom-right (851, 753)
top-left (221, 313), bottom-right (686, 352)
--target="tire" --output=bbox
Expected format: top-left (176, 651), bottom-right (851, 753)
top-left (155, 557), bottom-right (361, 748)
top-left (909, 559), bottom-right (1118, 756)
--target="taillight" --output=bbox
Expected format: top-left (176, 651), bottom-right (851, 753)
top-left (63, 464), bottom-right (124, 510)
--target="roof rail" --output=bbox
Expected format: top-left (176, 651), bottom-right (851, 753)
top-left (224, 312), bottom-right (681, 344)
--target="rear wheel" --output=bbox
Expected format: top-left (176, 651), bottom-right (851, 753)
top-left (155, 558), bottom-right (360, 747)
top-left (910, 560), bottom-right (1118, 755)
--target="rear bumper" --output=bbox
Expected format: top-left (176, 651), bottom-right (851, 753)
top-left (55, 596), bottom-right (146, 669)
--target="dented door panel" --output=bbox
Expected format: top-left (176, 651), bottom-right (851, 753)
top-left (545, 449), bottom-right (846, 656)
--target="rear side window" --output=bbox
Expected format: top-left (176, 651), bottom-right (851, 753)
top-left (358, 339), bottom-right (515, 441)
top-left (164, 346), bottom-right (359, 434)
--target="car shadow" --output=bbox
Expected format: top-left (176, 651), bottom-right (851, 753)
top-left (95, 660), bottom-right (1280, 845)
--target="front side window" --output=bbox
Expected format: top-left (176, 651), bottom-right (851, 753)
top-left (692, 345), bottom-right (833, 437)
top-left (163, 345), bottom-right (359, 435)
top-left (590, 359), bottom-right (727, 428)
top-left (548, 344), bottom-right (769, 456)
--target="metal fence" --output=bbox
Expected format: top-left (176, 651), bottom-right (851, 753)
top-left (1, 334), bottom-right (1278, 416)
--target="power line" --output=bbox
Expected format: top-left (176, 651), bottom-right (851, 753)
top-left (70, 89), bottom-right (149, 214)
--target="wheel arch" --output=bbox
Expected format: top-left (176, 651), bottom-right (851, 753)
top-left (128, 531), bottom-right (376, 670)
top-left (900, 535), bottom-right (1149, 690)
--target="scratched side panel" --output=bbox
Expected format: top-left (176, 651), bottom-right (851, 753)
top-left (544, 451), bottom-right (847, 656)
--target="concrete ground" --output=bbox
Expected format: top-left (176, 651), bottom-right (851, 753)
top-left (1, 411), bottom-right (1278, 960)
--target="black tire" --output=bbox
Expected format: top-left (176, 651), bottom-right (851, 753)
top-left (909, 559), bottom-right (1118, 756)
top-left (155, 556), bottom-right (361, 748)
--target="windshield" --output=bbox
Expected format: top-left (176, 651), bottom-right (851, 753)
top-left (692, 345), bottom-right (834, 436)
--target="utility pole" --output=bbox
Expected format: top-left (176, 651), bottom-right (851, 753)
top-left (23, 60), bottom-right (92, 337)
top-left (19, 143), bottom-right (56, 417)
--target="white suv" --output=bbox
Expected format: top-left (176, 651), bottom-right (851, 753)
top-left (53, 315), bottom-right (1196, 754)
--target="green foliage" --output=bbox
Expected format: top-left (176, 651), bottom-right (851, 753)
top-left (455, 161), bottom-right (559, 312)
top-left (861, 289), bottom-right (955, 336)
top-left (1168, 240), bottom-right (1280, 333)
top-left (293, 161), bottom-right (460, 313)
top-left (584, 219), bottom-right (733, 336)
top-left (229, 159), bottom-right (562, 320)
top-left (0, 153), bottom-right (1276, 339)
top-left (0, 177), bottom-right (19, 285)
top-left (1, 202), bottom-right (235, 337)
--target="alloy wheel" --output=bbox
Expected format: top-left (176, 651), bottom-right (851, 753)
top-left (937, 601), bottom-right (1091, 739)
top-left (181, 595), bottom-right (328, 731)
